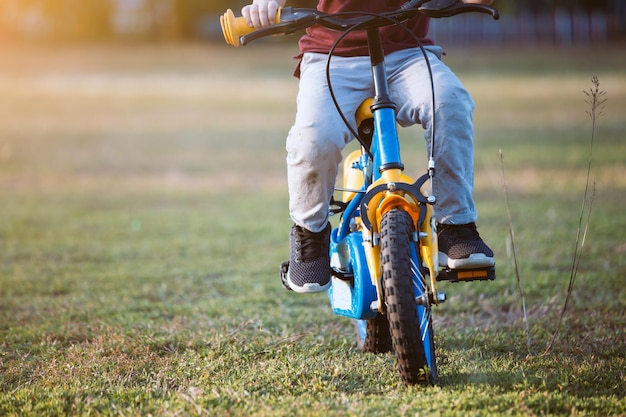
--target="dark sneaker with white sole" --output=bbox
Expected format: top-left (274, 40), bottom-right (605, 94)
top-left (286, 223), bottom-right (332, 293)
top-left (438, 223), bottom-right (495, 269)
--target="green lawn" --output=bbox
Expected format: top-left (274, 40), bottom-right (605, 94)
top-left (1, 42), bottom-right (625, 416)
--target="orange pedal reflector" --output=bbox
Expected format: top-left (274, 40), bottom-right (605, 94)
top-left (436, 267), bottom-right (496, 283)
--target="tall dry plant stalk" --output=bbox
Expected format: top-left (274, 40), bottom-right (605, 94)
top-left (499, 149), bottom-right (531, 353)
top-left (543, 76), bottom-right (605, 355)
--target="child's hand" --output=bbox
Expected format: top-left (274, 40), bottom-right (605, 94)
top-left (242, 0), bottom-right (284, 29)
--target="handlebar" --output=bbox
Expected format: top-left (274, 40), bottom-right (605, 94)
top-left (221, 0), bottom-right (499, 47)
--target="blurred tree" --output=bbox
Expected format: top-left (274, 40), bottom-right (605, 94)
top-left (0, 0), bottom-right (112, 41)
top-left (174, 0), bottom-right (215, 38)
top-left (63, 0), bottom-right (112, 40)
top-left (148, 0), bottom-right (182, 41)
top-left (514, 0), bottom-right (609, 12)
top-left (202, 0), bottom-right (322, 14)
top-left (0, 0), bottom-right (622, 41)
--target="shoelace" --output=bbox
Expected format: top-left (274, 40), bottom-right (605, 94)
top-left (439, 223), bottom-right (481, 241)
top-left (295, 227), bottom-right (326, 262)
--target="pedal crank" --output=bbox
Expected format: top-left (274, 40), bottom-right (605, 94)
top-left (331, 267), bottom-right (354, 281)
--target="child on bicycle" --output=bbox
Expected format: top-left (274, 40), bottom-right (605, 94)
top-left (241, 0), bottom-right (495, 293)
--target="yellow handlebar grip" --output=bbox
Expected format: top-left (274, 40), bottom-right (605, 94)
top-left (220, 8), bottom-right (282, 47)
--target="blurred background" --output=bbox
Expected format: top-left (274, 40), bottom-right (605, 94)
top-left (0, 0), bottom-right (624, 44)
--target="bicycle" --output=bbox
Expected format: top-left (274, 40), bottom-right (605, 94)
top-left (220, 0), bottom-right (499, 385)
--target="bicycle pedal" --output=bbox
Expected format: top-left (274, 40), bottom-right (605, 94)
top-left (331, 266), bottom-right (354, 282)
top-left (436, 266), bottom-right (496, 283)
top-left (280, 261), bottom-right (293, 291)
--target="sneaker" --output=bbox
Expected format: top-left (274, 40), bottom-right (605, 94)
top-left (438, 223), bottom-right (495, 269)
top-left (287, 223), bottom-right (332, 293)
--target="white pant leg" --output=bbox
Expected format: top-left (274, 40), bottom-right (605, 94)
top-left (387, 47), bottom-right (477, 225)
top-left (287, 53), bottom-right (374, 233)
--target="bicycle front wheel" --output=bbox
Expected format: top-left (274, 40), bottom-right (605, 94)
top-left (380, 207), bottom-right (435, 385)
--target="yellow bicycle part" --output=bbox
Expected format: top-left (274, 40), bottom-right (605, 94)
top-left (360, 168), bottom-right (440, 305)
top-left (220, 8), bottom-right (283, 47)
top-left (355, 98), bottom-right (374, 127)
top-left (364, 169), bottom-right (421, 234)
top-left (419, 202), bottom-right (439, 303)
top-left (342, 150), bottom-right (364, 202)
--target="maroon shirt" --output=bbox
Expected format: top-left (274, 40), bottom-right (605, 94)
top-left (298, 0), bottom-right (434, 57)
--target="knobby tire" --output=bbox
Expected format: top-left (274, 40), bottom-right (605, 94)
top-left (380, 208), bottom-right (431, 385)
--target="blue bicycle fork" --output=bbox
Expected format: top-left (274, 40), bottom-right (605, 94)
top-left (367, 27), bottom-right (404, 176)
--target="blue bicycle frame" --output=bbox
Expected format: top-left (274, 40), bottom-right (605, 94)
top-left (327, 27), bottom-right (437, 372)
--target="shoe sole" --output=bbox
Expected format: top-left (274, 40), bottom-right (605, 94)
top-left (439, 252), bottom-right (495, 269)
top-left (286, 271), bottom-right (331, 294)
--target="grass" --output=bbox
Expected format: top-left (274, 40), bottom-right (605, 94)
top-left (1, 41), bottom-right (625, 416)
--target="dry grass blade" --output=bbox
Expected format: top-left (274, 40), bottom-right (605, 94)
top-left (544, 76), bottom-right (605, 355)
top-left (498, 149), bottom-right (531, 353)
